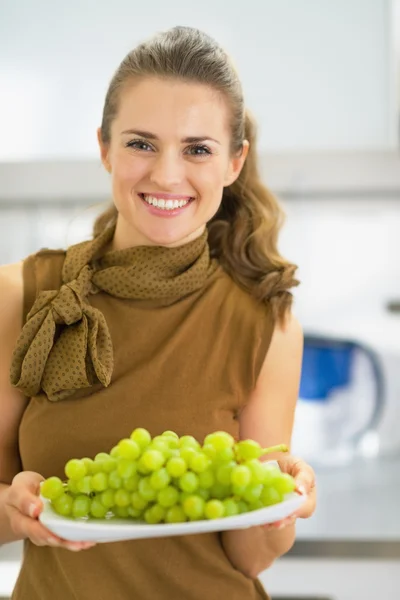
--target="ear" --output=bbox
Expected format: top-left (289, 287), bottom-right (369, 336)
top-left (223, 140), bottom-right (250, 187)
top-left (97, 128), bottom-right (111, 173)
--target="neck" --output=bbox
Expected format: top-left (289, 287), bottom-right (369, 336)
top-left (109, 214), bottom-right (207, 251)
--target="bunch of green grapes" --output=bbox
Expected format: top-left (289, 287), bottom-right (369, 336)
top-left (41, 429), bottom-right (296, 524)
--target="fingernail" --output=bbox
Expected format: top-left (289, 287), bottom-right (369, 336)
top-left (47, 538), bottom-right (60, 547)
top-left (29, 503), bottom-right (38, 518)
top-left (297, 485), bottom-right (307, 495)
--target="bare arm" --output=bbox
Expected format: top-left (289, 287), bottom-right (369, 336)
top-left (221, 313), bottom-right (304, 578)
top-left (0, 261), bottom-right (30, 542)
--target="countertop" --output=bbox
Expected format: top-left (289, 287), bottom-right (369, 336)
top-left (1, 456), bottom-right (399, 596)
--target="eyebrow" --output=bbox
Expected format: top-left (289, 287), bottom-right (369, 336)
top-left (121, 129), bottom-right (221, 145)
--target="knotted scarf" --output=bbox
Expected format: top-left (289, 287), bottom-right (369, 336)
top-left (10, 225), bottom-right (216, 401)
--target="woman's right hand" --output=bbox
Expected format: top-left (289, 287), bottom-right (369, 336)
top-left (5, 471), bottom-right (96, 551)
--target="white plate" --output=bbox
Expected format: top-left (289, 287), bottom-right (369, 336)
top-left (39, 492), bottom-right (306, 543)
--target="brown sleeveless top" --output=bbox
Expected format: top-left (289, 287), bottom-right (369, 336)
top-left (11, 229), bottom-right (274, 600)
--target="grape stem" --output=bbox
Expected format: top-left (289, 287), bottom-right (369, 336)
top-left (261, 444), bottom-right (288, 455)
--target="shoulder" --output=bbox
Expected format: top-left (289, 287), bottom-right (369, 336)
top-left (0, 261), bottom-right (24, 332)
top-left (0, 261), bottom-right (23, 303)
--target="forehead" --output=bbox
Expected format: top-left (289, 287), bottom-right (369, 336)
top-left (113, 77), bottom-right (230, 138)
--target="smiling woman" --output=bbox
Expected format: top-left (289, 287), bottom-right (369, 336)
top-left (1, 25), bottom-right (315, 600)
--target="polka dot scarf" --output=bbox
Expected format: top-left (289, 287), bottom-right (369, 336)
top-left (10, 225), bottom-right (216, 401)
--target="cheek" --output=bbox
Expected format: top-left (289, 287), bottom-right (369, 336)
top-left (112, 154), bottom-right (149, 187)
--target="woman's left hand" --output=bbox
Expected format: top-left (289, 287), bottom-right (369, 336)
top-left (262, 454), bottom-right (316, 530)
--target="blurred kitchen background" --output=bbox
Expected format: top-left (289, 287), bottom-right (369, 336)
top-left (1, 0), bottom-right (400, 598)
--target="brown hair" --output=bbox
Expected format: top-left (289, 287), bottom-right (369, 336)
top-left (95, 26), bottom-right (299, 322)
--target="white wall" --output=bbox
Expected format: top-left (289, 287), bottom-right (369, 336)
top-left (0, 0), bottom-right (394, 160)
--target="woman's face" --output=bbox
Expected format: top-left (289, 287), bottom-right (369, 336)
top-left (98, 77), bottom-right (248, 248)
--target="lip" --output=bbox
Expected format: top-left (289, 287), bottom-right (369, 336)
top-left (139, 192), bottom-right (194, 200)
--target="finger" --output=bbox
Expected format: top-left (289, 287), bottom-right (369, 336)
top-left (262, 514), bottom-right (297, 530)
top-left (278, 456), bottom-right (316, 496)
top-left (8, 471), bottom-right (45, 518)
top-left (7, 504), bottom-right (95, 551)
top-left (294, 486), bottom-right (317, 519)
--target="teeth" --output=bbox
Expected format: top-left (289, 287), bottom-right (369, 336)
top-left (142, 194), bottom-right (190, 210)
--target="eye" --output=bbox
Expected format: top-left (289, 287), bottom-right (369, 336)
top-left (126, 139), bottom-right (154, 152)
top-left (186, 144), bottom-right (212, 157)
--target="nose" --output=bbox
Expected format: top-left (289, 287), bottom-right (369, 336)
top-left (149, 150), bottom-right (185, 190)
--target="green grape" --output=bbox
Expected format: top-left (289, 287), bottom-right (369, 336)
top-left (82, 457), bottom-right (95, 474)
top-left (237, 500), bottom-right (249, 514)
top-left (72, 494), bottom-right (91, 518)
top-left (127, 506), bottom-right (143, 518)
top-left (166, 457), bottom-right (187, 478)
top-left (94, 452), bottom-right (110, 462)
top-left (144, 504), bottom-right (167, 524)
top-left (123, 473), bottom-right (140, 492)
top-left (108, 470), bottom-right (123, 490)
top-left (202, 444), bottom-right (217, 460)
top-left (178, 472), bottom-right (199, 493)
top-left (114, 506), bottom-right (130, 518)
top-left (41, 477), bottom-right (64, 500)
top-left (197, 488), bottom-right (210, 502)
top-left (178, 447), bottom-right (196, 463)
top-left (138, 477), bottom-right (158, 502)
top-left (130, 427), bottom-right (152, 449)
top-left (150, 439), bottom-right (170, 455)
top-left (76, 475), bottom-right (92, 495)
top-left (90, 497), bottom-right (108, 518)
top-left (131, 492), bottom-right (149, 511)
top-left (198, 469), bottom-right (215, 489)
top-left (179, 435), bottom-right (200, 450)
top-left (261, 463), bottom-right (280, 486)
top-left (231, 465), bottom-right (252, 487)
top-left (155, 434), bottom-right (179, 449)
top-left (182, 495), bottom-right (205, 520)
top-left (232, 484), bottom-right (247, 497)
top-left (216, 462), bottom-right (236, 486)
top-left (189, 453), bottom-right (211, 473)
top-left (210, 483), bottom-right (231, 500)
top-left (165, 505), bottom-right (187, 523)
top-left (98, 457), bottom-right (117, 474)
top-left (222, 498), bottom-right (240, 517)
top-left (67, 479), bottom-right (80, 495)
top-left (114, 489), bottom-right (131, 507)
top-left (91, 472), bottom-right (108, 492)
top-left (140, 449), bottom-right (165, 472)
top-left (235, 440), bottom-right (262, 461)
top-left (180, 491), bottom-right (191, 503)
top-left (110, 446), bottom-right (120, 458)
top-left (261, 486), bottom-right (282, 506)
top-left (150, 468), bottom-right (171, 490)
top-left (204, 432), bottom-right (234, 453)
top-left (249, 499), bottom-right (264, 511)
top-left (117, 458), bottom-right (137, 479)
top-left (118, 439), bottom-right (141, 460)
top-left (245, 459), bottom-right (267, 484)
top-left (100, 489), bottom-right (116, 509)
top-left (214, 447), bottom-right (235, 463)
top-left (273, 473), bottom-right (296, 495)
top-left (52, 493), bottom-right (73, 516)
top-left (162, 430), bottom-right (179, 441)
top-left (243, 484), bottom-right (263, 504)
top-left (65, 459), bottom-right (87, 481)
top-left (157, 485), bottom-right (180, 508)
top-left (204, 499), bottom-right (225, 519)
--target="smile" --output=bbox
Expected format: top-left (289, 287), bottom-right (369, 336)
top-left (138, 193), bottom-right (194, 211)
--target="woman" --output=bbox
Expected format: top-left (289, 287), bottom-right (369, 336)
top-left (0, 26), bottom-right (316, 599)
